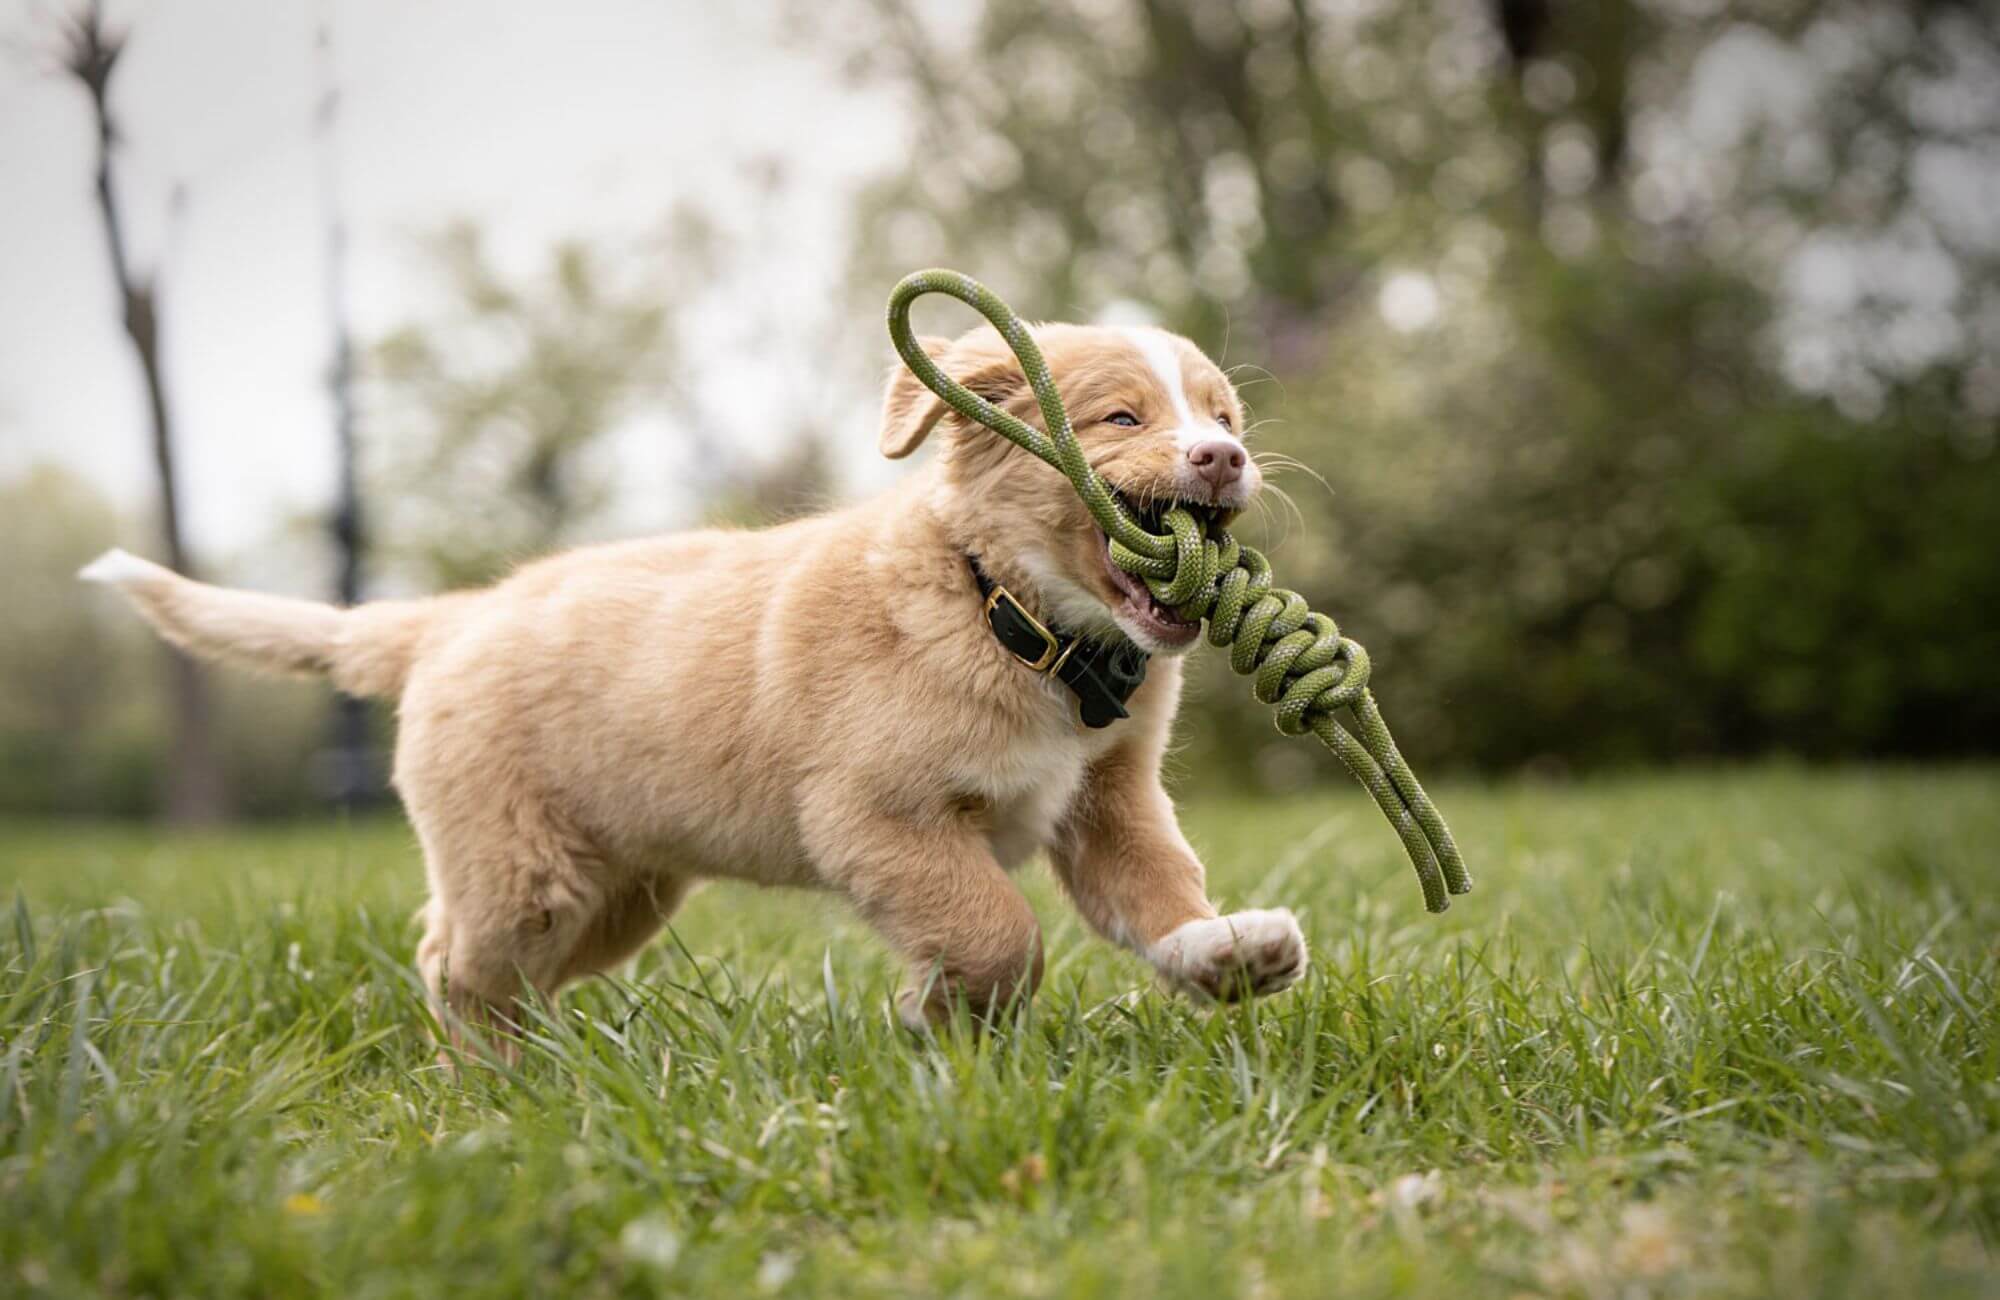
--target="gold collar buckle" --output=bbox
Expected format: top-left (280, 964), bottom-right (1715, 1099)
top-left (984, 584), bottom-right (1067, 674)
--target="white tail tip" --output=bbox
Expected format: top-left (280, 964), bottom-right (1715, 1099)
top-left (78, 547), bottom-right (161, 586)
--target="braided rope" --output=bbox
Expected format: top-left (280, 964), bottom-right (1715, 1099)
top-left (888, 269), bottom-right (1471, 913)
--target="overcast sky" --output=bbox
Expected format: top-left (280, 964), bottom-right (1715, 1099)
top-left (0, 0), bottom-right (906, 557)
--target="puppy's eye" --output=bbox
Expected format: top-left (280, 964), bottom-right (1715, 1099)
top-left (1105, 411), bottom-right (1140, 428)
top-left (1216, 413), bottom-right (1233, 430)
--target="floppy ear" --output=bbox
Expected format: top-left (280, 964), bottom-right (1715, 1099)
top-left (879, 335), bottom-right (954, 459)
top-left (878, 331), bottom-right (1026, 459)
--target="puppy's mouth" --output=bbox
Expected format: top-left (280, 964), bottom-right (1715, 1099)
top-left (1098, 489), bottom-right (1233, 651)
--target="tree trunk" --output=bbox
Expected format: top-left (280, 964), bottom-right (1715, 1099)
top-left (67, 5), bottom-right (228, 822)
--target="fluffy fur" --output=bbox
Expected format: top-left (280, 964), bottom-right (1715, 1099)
top-left (84, 321), bottom-right (1304, 1043)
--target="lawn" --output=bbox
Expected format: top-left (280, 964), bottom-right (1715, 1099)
top-left (3, 766), bottom-right (1997, 1297)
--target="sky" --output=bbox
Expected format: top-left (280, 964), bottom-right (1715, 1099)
top-left (0, 0), bottom-right (907, 559)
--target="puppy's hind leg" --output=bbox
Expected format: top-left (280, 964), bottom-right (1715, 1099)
top-left (409, 806), bottom-right (614, 1060)
top-left (558, 873), bottom-right (692, 985)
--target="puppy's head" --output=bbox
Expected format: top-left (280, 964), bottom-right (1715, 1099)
top-left (883, 322), bottom-right (1258, 654)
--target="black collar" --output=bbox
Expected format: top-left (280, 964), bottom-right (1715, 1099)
top-left (967, 555), bottom-right (1149, 729)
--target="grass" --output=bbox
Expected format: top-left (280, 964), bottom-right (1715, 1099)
top-left (2, 765), bottom-right (1997, 1297)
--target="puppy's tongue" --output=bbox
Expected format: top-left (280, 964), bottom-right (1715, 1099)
top-left (1104, 556), bottom-right (1152, 606)
top-left (1103, 536), bottom-right (1202, 647)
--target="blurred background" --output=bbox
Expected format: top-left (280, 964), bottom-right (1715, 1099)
top-left (1, 0), bottom-right (1995, 822)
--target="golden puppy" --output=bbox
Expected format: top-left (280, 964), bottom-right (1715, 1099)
top-left (82, 322), bottom-right (1306, 1039)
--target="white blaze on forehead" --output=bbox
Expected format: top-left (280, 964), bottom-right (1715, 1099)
top-left (1116, 326), bottom-right (1238, 450)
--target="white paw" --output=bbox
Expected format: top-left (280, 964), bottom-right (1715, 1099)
top-left (1147, 908), bottom-right (1307, 1001)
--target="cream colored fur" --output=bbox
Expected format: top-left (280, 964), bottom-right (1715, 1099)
top-left (83, 323), bottom-right (1304, 1045)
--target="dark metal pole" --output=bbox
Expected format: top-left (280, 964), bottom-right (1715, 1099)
top-left (315, 13), bottom-right (374, 808)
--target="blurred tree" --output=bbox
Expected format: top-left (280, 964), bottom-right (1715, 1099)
top-left (818, 0), bottom-right (1996, 351)
top-left (367, 165), bottom-right (851, 590)
top-left (0, 467), bottom-right (159, 816)
top-left (808, 0), bottom-right (2000, 778)
top-left (684, 157), bottom-right (847, 529)
top-left (365, 223), bottom-right (689, 588)
top-left (700, 427), bottom-right (839, 528)
top-left (56, 1), bottom-right (227, 821)
top-left (1229, 240), bottom-right (2000, 775)
top-left (0, 467), bottom-right (329, 818)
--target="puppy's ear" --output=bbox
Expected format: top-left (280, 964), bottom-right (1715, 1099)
top-left (879, 331), bottom-right (1026, 459)
top-left (880, 335), bottom-right (953, 459)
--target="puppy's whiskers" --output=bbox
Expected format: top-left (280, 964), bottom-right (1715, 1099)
top-left (1250, 451), bottom-right (1334, 511)
top-left (1223, 362), bottom-right (1282, 397)
top-left (1239, 484), bottom-right (1300, 553)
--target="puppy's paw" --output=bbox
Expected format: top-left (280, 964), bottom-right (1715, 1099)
top-left (895, 988), bottom-right (936, 1035)
top-left (1148, 908), bottom-right (1307, 1002)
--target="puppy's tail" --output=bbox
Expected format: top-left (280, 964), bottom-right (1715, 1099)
top-left (80, 548), bottom-right (441, 699)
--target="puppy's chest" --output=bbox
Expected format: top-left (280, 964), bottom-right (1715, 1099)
top-left (965, 717), bottom-right (1122, 868)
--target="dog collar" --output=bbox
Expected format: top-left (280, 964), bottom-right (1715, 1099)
top-left (967, 555), bottom-right (1148, 729)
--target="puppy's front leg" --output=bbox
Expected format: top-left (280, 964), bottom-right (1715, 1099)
top-left (804, 792), bottom-right (1044, 1030)
top-left (1051, 745), bottom-right (1306, 1001)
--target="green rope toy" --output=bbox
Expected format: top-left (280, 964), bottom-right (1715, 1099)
top-left (887, 268), bottom-right (1472, 913)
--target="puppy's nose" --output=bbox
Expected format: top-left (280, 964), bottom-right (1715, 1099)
top-left (1185, 439), bottom-right (1246, 489)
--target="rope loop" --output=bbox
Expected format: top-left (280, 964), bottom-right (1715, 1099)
top-left (888, 269), bottom-right (1472, 913)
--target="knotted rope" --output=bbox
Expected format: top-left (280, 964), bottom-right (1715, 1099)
top-left (888, 269), bottom-right (1472, 913)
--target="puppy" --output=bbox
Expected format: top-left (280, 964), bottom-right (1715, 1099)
top-left (82, 321), bottom-right (1308, 1039)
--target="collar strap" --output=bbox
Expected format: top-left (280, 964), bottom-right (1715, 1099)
top-left (967, 555), bottom-right (1149, 729)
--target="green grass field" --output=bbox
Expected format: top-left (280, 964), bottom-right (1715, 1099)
top-left (3, 767), bottom-right (1997, 1297)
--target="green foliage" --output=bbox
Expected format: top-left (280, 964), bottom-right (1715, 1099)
top-left (3, 769), bottom-right (1997, 1295)
top-left (0, 467), bottom-right (353, 818)
top-left (1174, 244), bottom-right (2000, 780)
top-left (817, 0), bottom-right (2000, 778)
top-left (0, 468), bottom-right (159, 814)
top-left (366, 223), bottom-right (685, 588)
top-left (823, 1), bottom-right (1513, 343)
top-left (362, 207), bottom-right (852, 586)
top-left (1682, 389), bottom-right (2000, 756)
